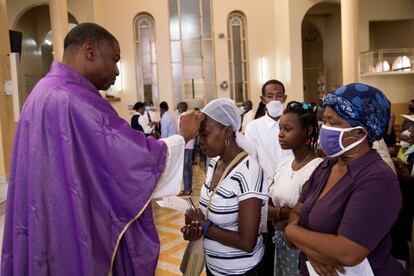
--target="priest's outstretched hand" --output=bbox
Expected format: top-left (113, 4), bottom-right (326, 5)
top-left (179, 110), bottom-right (204, 143)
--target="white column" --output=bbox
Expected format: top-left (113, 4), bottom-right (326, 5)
top-left (0, 0), bottom-right (16, 188)
top-left (92, 0), bottom-right (104, 25)
top-left (273, 0), bottom-right (305, 102)
top-left (49, 0), bottom-right (68, 61)
top-left (341, 0), bottom-right (359, 84)
top-left (0, 0), bottom-right (10, 180)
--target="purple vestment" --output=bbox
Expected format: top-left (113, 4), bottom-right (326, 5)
top-left (1, 61), bottom-right (167, 275)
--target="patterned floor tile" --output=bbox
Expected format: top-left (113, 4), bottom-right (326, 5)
top-left (154, 164), bottom-right (207, 276)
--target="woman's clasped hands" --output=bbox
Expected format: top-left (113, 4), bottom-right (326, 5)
top-left (181, 208), bottom-right (206, 241)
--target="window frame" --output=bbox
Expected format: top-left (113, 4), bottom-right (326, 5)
top-left (133, 13), bottom-right (159, 105)
top-left (169, 0), bottom-right (216, 105)
top-left (228, 11), bottom-right (249, 104)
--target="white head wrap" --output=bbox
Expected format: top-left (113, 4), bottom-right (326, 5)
top-left (201, 98), bottom-right (255, 156)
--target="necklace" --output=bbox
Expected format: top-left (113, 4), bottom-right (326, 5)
top-left (290, 152), bottom-right (312, 179)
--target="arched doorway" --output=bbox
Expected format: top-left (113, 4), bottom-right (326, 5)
top-left (301, 2), bottom-right (342, 104)
top-left (13, 4), bottom-right (77, 102)
top-left (41, 22), bottom-right (77, 76)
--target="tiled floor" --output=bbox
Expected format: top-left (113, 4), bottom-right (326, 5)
top-left (0, 181), bottom-right (7, 207)
top-left (154, 164), bottom-right (206, 275)
top-left (0, 201), bottom-right (5, 254)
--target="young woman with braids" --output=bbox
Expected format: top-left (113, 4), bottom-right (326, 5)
top-left (267, 101), bottom-right (323, 276)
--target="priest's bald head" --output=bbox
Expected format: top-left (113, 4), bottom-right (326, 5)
top-left (62, 23), bottom-right (120, 91)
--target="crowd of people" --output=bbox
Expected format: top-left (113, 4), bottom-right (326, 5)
top-left (1, 22), bottom-right (413, 276)
top-left (131, 79), bottom-right (414, 276)
top-left (180, 81), bottom-right (413, 276)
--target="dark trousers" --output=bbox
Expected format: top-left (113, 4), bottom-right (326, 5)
top-left (183, 149), bottom-right (193, 192)
top-left (206, 256), bottom-right (265, 276)
top-left (262, 221), bottom-right (276, 275)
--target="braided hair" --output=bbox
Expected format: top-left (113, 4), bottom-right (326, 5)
top-left (283, 101), bottom-right (319, 152)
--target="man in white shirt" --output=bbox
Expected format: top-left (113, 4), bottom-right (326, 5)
top-left (139, 102), bottom-right (159, 137)
top-left (245, 79), bottom-right (292, 185)
top-left (244, 79), bottom-right (293, 274)
top-left (159, 101), bottom-right (178, 138)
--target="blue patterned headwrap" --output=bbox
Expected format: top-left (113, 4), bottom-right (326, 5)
top-left (322, 83), bottom-right (391, 142)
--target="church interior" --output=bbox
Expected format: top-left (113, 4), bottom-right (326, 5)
top-left (0, 0), bottom-right (413, 275)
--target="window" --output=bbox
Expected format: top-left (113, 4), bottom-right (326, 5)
top-left (134, 13), bottom-right (158, 105)
top-left (228, 12), bottom-right (248, 104)
top-left (169, 0), bottom-right (215, 104)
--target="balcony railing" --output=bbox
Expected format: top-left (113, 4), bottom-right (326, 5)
top-left (360, 48), bottom-right (414, 76)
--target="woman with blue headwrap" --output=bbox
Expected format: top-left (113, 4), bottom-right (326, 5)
top-left (284, 83), bottom-right (404, 275)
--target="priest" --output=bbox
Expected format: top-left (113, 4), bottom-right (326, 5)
top-left (1, 23), bottom-right (203, 276)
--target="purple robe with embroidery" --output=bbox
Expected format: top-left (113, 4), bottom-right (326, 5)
top-left (1, 61), bottom-right (167, 275)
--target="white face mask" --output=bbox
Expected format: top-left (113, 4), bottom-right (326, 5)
top-left (399, 141), bottom-right (410, 149)
top-left (266, 101), bottom-right (283, 118)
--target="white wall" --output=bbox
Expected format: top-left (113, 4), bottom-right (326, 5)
top-left (369, 20), bottom-right (414, 50)
top-left (67, 0), bottom-right (94, 23)
top-left (0, 0), bottom-right (15, 182)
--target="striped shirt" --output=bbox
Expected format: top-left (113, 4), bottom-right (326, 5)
top-left (199, 155), bottom-right (268, 275)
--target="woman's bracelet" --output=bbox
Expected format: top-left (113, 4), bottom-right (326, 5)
top-left (202, 219), bottom-right (213, 237)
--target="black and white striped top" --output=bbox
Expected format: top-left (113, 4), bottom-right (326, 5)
top-left (200, 155), bottom-right (268, 276)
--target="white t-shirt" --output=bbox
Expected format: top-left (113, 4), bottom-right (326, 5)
top-left (269, 155), bottom-right (323, 208)
top-left (199, 156), bottom-right (268, 276)
top-left (245, 114), bottom-right (293, 186)
top-left (241, 110), bottom-right (255, 134)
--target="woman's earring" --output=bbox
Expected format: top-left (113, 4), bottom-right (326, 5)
top-left (305, 138), bottom-right (311, 146)
top-left (225, 139), bottom-right (229, 147)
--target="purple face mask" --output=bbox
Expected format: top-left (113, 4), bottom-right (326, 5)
top-left (319, 125), bottom-right (367, 158)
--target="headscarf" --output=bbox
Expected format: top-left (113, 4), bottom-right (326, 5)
top-left (322, 83), bottom-right (391, 142)
top-left (201, 98), bottom-right (255, 155)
